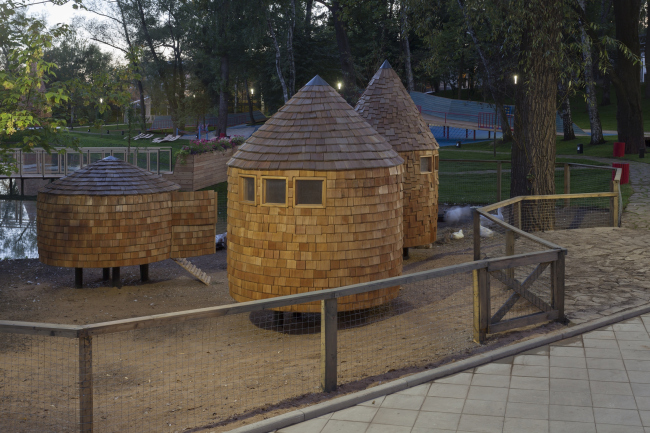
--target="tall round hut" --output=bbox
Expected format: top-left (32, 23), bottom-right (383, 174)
top-left (355, 60), bottom-right (439, 257)
top-left (37, 156), bottom-right (217, 288)
top-left (227, 75), bottom-right (404, 313)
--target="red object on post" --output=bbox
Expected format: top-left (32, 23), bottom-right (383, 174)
top-left (613, 142), bottom-right (625, 157)
top-left (612, 163), bottom-right (630, 184)
top-left (219, 133), bottom-right (226, 138)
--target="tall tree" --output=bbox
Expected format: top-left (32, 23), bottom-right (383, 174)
top-left (82, 0), bottom-right (148, 131)
top-left (0, 1), bottom-right (74, 175)
top-left (315, 0), bottom-right (358, 103)
top-left (577, 0), bottom-right (604, 145)
top-left (646, 0), bottom-right (650, 99)
top-left (611, 0), bottom-right (644, 154)
top-left (510, 0), bottom-right (567, 226)
top-left (400, 1), bottom-right (414, 92)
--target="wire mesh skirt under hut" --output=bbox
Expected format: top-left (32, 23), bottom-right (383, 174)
top-left (227, 166), bottom-right (404, 313)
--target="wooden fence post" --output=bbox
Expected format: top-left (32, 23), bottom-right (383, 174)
top-left (564, 164), bottom-right (570, 207)
top-left (320, 298), bottom-right (337, 392)
top-left (505, 230), bottom-right (515, 280)
top-left (515, 201), bottom-right (522, 230)
top-left (79, 335), bottom-right (93, 433)
top-left (611, 177), bottom-right (620, 227)
top-left (551, 252), bottom-right (566, 322)
top-left (496, 162), bottom-right (502, 202)
top-left (474, 210), bottom-right (481, 261)
top-left (473, 268), bottom-right (490, 343)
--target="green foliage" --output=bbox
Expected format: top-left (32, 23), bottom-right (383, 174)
top-left (0, 0), bottom-right (78, 175)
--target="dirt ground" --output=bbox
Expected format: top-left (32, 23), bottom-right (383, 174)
top-left (0, 234), bottom-right (566, 433)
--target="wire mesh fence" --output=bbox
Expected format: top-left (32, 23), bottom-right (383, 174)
top-left (439, 160), bottom-right (619, 206)
top-left (0, 334), bottom-right (78, 432)
top-left (0, 163), bottom-right (621, 432)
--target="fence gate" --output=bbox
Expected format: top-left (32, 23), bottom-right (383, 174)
top-left (473, 249), bottom-right (565, 343)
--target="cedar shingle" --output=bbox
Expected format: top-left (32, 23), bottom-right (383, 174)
top-left (228, 76), bottom-right (404, 171)
top-left (38, 156), bottom-right (180, 195)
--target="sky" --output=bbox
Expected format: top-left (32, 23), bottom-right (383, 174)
top-left (28, 1), bottom-right (120, 57)
top-left (28, 1), bottom-right (93, 27)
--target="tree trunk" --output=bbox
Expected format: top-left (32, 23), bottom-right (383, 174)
top-left (234, 78), bottom-right (238, 113)
top-left (457, 59), bottom-right (463, 100)
top-left (646, 0), bottom-right (650, 98)
top-left (217, 54), bottom-right (229, 136)
top-left (137, 79), bottom-right (146, 131)
top-left (511, 16), bottom-right (560, 231)
top-left (558, 91), bottom-right (576, 141)
top-left (245, 76), bottom-right (255, 125)
top-left (578, 0), bottom-right (605, 145)
top-left (288, 0), bottom-right (296, 97)
top-left (601, 75), bottom-right (611, 105)
top-left (400, 3), bottom-right (414, 92)
top-left (305, 0), bottom-right (313, 37)
top-left (497, 103), bottom-right (513, 143)
top-left (266, 10), bottom-right (289, 104)
top-left (330, 0), bottom-right (357, 103)
top-left (612, 0), bottom-right (644, 154)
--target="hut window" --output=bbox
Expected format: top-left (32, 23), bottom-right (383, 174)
top-left (263, 178), bottom-right (286, 204)
top-left (420, 156), bottom-right (433, 173)
top-left (241, 176), bottom-right (256, 203)
top-left (295, 179), bottom-right (324, 206)
top-left (434, 154), bottom-right (439, 171)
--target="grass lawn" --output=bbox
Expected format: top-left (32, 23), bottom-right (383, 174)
top-left (67, 132), bottom-right (189, 170)
top-left (448, 135), bottom-right (650, 164)
top-left (439, 138), bottom-right (633, 208)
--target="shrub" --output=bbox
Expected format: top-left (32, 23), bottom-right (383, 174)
top-left (177, 135), bottom-right (244, 163)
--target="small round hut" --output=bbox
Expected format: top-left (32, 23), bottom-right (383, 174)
top-left (227, 75), bottom-right (404, 313)
top-left (355, 60), bottom-right (439, 255)
top-left (37, 156), bottom-right (181, 286)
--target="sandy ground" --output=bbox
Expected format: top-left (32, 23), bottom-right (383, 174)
top-left (0, 236), bottom-right (564, 433)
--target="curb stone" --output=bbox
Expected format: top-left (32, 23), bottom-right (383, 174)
top-left (227, 302), bottom-right (650, 432)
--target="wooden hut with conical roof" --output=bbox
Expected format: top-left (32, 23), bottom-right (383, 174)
top-left (37, 156), bottom-right (217, 287)
top-left (227, 75), bottom-right (404, 313)
top-left (356, 60), bottom-right (439, 256)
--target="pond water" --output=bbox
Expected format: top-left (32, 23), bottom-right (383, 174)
top-left (0, 181), bottom-right (38, 259)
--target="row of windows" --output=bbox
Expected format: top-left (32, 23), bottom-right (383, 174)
top-left (242, 177), bottom-right (325, 206)
top-left (241, 156), bottom-right (436, 207)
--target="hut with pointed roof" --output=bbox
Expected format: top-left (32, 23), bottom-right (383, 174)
top-left (227, 75), bottom-right (404, 313)
top-left (37, 156), bottom-right (217, 287)
top-left (356, 60), bottom-right (439, 254)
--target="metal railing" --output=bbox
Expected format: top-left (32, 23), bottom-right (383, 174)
top-left (0, 147), bottom-right (174, 179)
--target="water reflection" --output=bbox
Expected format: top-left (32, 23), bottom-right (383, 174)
top-left (0, 181), bottom-right (38, 259)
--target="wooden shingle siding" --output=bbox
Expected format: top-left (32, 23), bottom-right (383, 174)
top-left (227, 166), bottom-right (403, 312)
top-left (170, 191), bottom-right (217, 258)
top-left (355, 61), bottom-right (439, 247)
top-left (37, 157), bottom-right (217, 270)
top-left (163, 148), bottom-right (235, 191)
top-left (226, 76), bottom-right (405, 312)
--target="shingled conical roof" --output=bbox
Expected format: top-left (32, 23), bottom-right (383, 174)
top-left (355, 60), bottom-right (439, 153)
top-left (39, 156), bottom-right (181, 195)
top-left (228, 75), bottom-right (403, 171)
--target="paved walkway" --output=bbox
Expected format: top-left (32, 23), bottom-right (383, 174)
top-left (273, 159), bottom-right (650, 433)
top-left (278, 316), bottom-right (650, 433)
